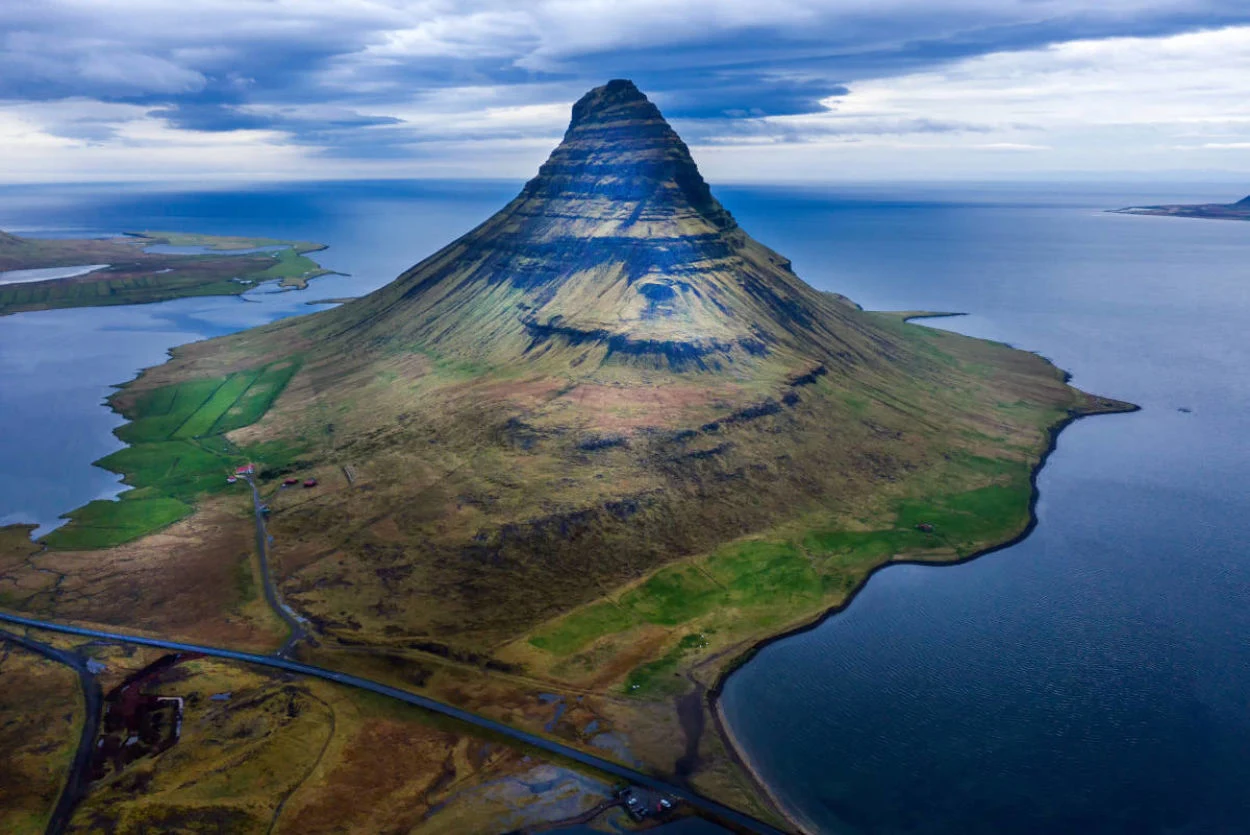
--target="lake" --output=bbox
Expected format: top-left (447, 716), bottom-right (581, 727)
top-left (1, 180), bottom-right (1246, 834)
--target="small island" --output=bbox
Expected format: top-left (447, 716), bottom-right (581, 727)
top-left (1110, 193), bottom-right (1250, 220)
top-left (0, 230), bottom-right (333, 316)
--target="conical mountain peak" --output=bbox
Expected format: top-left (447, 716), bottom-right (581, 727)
top-left (567, 79), bottom-right (654, 131)
top-left (324, 81), bottom-right (886, 374)
top-left (521, 79), bottom-right (726, 225)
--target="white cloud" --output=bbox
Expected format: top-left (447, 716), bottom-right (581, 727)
top-left (1, 32), bottom-right (206, 95)
top-left (335, 0), bottom-right (1239, 70)
top-left (692, 25), bottom-right (1250, 180)
top-left (0, 99), bottom-right (310, 181)
top-left (1178, 142), bottom-right (1250, 150)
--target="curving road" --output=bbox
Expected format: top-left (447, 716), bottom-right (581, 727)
top-left (0, 611), bottom-right (788, 835)
top-left (244, 475), bottom-right (307, 656)
top-left (0, 627), bottom-right (102, 835)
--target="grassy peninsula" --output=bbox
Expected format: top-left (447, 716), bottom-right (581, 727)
top-left (0, 81), bottom-right (1137, 832)
top-left (0, 230), bottom-right (332, 316)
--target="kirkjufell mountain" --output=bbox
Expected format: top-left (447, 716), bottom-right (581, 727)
top-left (320, 79), bottom-right (888, 373)
top-left (127, 79), bottom-right (1118, 651)
top-left (47, 79), bottom-right (1132, 819)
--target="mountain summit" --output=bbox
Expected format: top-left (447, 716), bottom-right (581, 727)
top-left (323, 79), bottom-right (882, 372)
top-left (533, 78), bottom-right (730, 226)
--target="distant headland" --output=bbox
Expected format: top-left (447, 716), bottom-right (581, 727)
top-left (0, 230), bottom-right (332, 316)
top-left (1110, 194), bottom-right (1250, 220)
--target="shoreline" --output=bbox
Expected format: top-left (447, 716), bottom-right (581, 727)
top-left (705, 340), bottom-right (1140, 834)
top-left (710, 695), bottom-right (816, 835)
top-left (1106, 206), bottom-right (1250, 222)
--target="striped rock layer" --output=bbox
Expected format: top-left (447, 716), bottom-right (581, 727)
top-left (325, 79), bottom-right (903, 374)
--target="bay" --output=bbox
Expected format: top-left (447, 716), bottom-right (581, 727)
top-left (718, 184), bottom-right (1250, 835)
top-left (1, 180), bottom-right (1246, 834)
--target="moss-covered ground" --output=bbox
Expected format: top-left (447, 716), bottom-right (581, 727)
top-left (0, 629), bottom-right (615, 835)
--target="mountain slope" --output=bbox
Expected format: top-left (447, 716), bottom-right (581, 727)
top-left (310, 79), bottom-right (898, 375)
top-left (114, 80), bottom-right (1125, 651)
top-left (30, 79), bottom-right (1138, 824)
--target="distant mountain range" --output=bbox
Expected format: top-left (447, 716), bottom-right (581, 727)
top-left (1111, 193), bottom-right (1250, 220)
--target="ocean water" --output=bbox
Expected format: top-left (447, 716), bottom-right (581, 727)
top-left (1, 180), bottom-right (1247, 834)
top-left (718, 185), bottom-right (1250, 835)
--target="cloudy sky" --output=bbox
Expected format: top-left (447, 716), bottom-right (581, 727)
top-left (3, 0), bottom-right (1250, 183)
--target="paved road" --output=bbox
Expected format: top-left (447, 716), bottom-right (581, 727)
top-left (0, 611), bottom-right (789, 835)
top-left (0, 627), bottom-right (102, 835)
top-left (244, 475), bottom-right (307, 656)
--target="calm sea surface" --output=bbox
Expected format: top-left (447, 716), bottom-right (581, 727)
top-left (0, 180), bottom-right (1246, 834)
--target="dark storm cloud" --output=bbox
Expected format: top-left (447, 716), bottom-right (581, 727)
top-left (149, 101), bottom-right (402, 136)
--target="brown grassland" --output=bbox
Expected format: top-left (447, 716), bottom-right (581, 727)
top-left (59, 655), bottom-right (611, 834)
top-left (0, 629), bottom-right (621, 834)
top-left (0, 641), bottom-right (83, 834)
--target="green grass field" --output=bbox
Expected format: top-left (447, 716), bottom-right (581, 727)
top-left (98, 440), bottom-right (238, 501)
top-left (42, 358), bottom-right (304, 550)
top-left (172, 373), bottom-right (259, 439)
top-left (624, 633), bottom-right (709, 696)
top-left (523, 456), bottom-right (1037, 693)
top-left (211, 361), bottom-right (301, 434)
top-left (528, 602), bottom-right (638, 655)
top-left (619, 565), bottom-right (723, 627)
top-left (41, 495), bottom-right (191, 550)
top-left (115, 377), bottom-right (224, 444)
top-left (258, 247), bottom-right (328, 283)
top-left (134, 231), bottom-right (325, 254)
